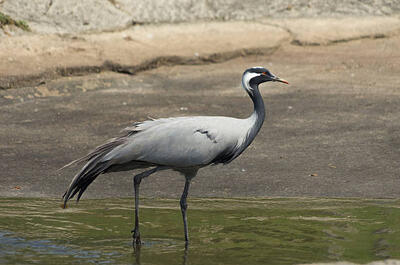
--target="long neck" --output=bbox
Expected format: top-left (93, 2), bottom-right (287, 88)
top-left (246, 83), bottom-right (266, 141)
top-left (220, 81), bottom-right (266, 164)
top-left (230, 82), bottom-right (266, 161)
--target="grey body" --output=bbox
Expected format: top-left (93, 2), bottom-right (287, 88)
top-left (62, 66), bottom-right (288, 245)
top-left (108, 115), bottom-right (256, 168)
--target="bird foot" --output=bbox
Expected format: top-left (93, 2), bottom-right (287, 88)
top-left (131, 228), bottom-right (141, 245)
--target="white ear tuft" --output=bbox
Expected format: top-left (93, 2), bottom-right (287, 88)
top-left (242, 72), bottom-right (260, 92)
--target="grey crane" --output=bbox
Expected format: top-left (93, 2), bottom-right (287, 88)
top-left (62, 66), bottom-right (288, 245)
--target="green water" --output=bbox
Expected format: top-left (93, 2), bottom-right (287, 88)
top-left (0, 197), bottom-right (400, 265)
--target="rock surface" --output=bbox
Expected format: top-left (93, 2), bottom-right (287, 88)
top-left (2, 0), bottom-right (400, 33)
top-left (1, 35), bottom-right (399, 198)
top-left (1, 17), bottom-right (399, 89)
top-left (1, 2), bottom-right (399, 199)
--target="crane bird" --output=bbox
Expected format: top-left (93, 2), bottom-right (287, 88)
top-left (62, 66), bottom-right (288, 245)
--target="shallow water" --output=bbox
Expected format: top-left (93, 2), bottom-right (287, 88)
top-left (0, 197), bottom-right (400, 265)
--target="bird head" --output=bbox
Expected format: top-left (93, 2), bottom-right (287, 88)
top-left (242, 66), bottom-right (288, 93)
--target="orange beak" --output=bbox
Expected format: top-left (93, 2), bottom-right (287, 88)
top-left (274, 77), bottom-right (289, 84)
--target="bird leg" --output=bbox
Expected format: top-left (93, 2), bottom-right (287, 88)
top-left (132, 167), bottom-right (163, 245)
top-left (132, 174), bottom-right (142, 245)
top-left (180, 178), bottom-right (191, 245)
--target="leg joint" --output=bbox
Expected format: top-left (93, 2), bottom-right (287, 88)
top-left (134, 175), bottom-right (142, 185)
top-left (180, 197), bottom-right (187, 211)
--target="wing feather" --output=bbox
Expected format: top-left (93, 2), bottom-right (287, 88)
top-left (63, 116), bottom-right (250, 206)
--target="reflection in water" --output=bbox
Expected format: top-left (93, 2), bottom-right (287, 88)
top-left (0, 231), bottom-right (102, 258)
top-left (0, 230), bottom-right (108, 263)
top-left (132, 242), bottom-right (189, 265)
top-left (183, 245), bottom-right (188, 265)
top-left (133, 243), bottom-right (141, 265)
top-left (2, 198), bottom-right (400, 264)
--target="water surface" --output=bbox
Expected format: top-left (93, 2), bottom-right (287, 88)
top-left (0, 197), bottom-right (399, 264)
